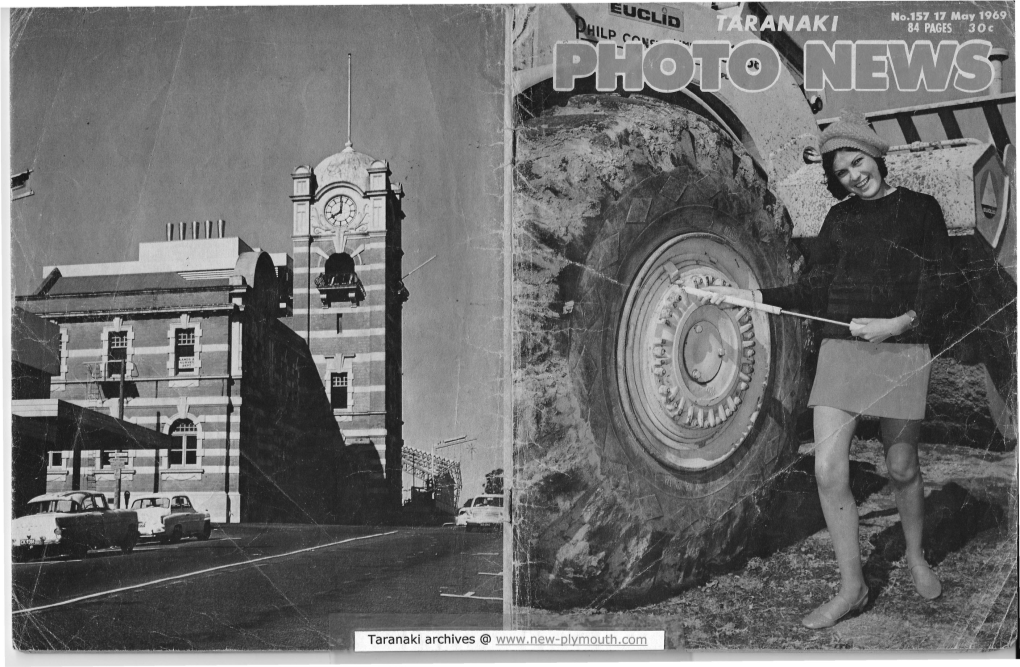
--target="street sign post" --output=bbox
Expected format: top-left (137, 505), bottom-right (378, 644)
top-left (109, 453), bottom-right (128, 508)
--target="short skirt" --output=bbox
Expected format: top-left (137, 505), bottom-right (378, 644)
top-left (807, 339), bottom-right (932, 420)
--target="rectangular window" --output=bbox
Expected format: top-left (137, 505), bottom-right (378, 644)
top-left (331, 372), bottom-right (349, 409)
top-left (175, 328), bottom-right (196, 373)
top-left (49, 451), bottom-right (62, 467)
top-left (170, 435), bottom-right (198, 466)
top-left (107, 331), bottom-right (127, 378)
top-left (171, 496), bottom-right (194, 510)
top-left (170, 420), bottom-right (199, 467)
top-left (336, 314), bottom-right (343, 334)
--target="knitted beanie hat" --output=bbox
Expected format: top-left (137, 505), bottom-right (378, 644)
top-left (819, 109), bottom-right (890, 157)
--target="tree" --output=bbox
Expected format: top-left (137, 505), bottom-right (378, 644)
top-left (484, 468), bottom-right (503, 495)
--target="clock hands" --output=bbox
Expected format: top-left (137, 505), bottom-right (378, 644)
top-left (311, 195), bottom-right (370, 251)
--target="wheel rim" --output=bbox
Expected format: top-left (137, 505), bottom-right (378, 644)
top-left (617, 232), bottom-right (772, 472)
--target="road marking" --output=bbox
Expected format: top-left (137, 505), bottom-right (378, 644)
top-left (13, 531), bottom-right (398, 616)
top-left (440, 592), bottom-right (503, 601)
top-left (12, 538), bottom-right (228, 566)
top-left (13, 558), bottom-right (85, 567)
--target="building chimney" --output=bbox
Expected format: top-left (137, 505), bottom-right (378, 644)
top-left (989, 48), bottom-right (1008, 95)
top-left (205, 220), bottom-right (213, 239)
top-left (218, 219), bottom-right (226, 238)
top-left (178, 221), bottom-right (187, 241)
top-left (166, 223), bottom-right (174, 241)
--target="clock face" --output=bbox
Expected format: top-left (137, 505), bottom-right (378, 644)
top-left (324, 195), bottom-right (358, 227)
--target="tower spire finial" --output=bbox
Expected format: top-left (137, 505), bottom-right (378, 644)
top-left (344, 53), bottom-right (353, 151)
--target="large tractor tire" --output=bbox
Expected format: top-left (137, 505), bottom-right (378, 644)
top-left (515, 95), bottom-right (807, 609)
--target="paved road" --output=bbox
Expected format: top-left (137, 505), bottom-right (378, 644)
top-left (12, 524), bottom-right (502, 650)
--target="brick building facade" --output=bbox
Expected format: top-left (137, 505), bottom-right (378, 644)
top-left (15, 144), bottom-right (407, 522)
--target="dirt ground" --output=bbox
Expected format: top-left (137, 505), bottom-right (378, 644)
top-left (516, 437), bottom-right (1018, 652)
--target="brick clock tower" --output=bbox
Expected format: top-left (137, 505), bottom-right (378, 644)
top-left (289, 144), bottom-right (408, 508)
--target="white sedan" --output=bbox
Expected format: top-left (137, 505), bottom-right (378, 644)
top-left (12, 491), bottom-right (138, 560)
top-left (130, 493), bottom-right (212, 543)
top-left (456, 494), bottom-right (504, 532)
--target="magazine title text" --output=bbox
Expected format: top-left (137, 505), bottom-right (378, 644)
top-left (554, 39), bottom-right (995, 93)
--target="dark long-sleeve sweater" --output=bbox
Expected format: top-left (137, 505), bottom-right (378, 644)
top-left (759, 187), bottom-right (957, 345)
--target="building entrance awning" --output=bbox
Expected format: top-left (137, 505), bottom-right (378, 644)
top-left (12, 399), bottom-right (172, 452)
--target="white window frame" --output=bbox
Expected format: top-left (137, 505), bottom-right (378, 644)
top-left (331, 372), bottom-right (350, 410)
top-left (58, 327), bottom-right (69, 381)
top-left (165, 416), bottom-right (204, 469)
top-left (325, 355), bottom-right (356, 414)
top-left (167, 314), bottom-right (203, 377)
top-left (47, 450), bottom-right (66, 469)
top-left (101, 318), bottom-right (134, 380)
top-left (50, 327), bottom-right (69, 392)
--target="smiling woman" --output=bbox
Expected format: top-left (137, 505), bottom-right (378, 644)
top-left (707, 112), bottom-right (962, 628)
top-left (826, 150), bottom-right (890, 200)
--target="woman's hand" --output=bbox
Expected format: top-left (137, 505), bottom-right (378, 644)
top-left (849, 315), bottom-right (911, 342)
top-left (701, 285), bottom-right (755, 306)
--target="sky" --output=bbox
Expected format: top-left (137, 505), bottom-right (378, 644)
top-left (8, 6), bottom-right (506, 497)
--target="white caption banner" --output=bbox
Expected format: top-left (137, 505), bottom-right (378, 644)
top-left (354, 630), bottom-right (665, 651)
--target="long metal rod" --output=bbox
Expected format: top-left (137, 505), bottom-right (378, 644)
top-left (346, 53), bottom-right (352, 148)
top-left (402, 254), bottom-right (436, 280)
top-left (436, 437), bottom-right (476, 450)
top-left (781, 311), bottom-right (853, 328)
top-left (683, 286), bottom-right (851, 328)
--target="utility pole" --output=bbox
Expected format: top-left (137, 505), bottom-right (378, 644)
top-left (154, 411), bottom-right (161, 493)
top-left (118, 359), bottom-right (126, 419)
top-left (114, 359), bottom-right (127, 507)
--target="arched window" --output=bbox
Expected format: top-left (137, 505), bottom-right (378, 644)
top-left (169, 419), bottom-right (199, 466)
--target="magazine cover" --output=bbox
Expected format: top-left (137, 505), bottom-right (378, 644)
top-left (5, 1), bottom-right (1018, 658)
top-left (7, 6), bottom-right (505, 651)
top-left (511, 1), bottom-right (1017, 652)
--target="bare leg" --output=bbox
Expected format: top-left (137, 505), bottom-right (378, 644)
top-left (813, 406), bottom-right (869, 600)
top-left (880, 419), bottom-right (925, 565)
top-left (881, 418), bottom-right (940, 598)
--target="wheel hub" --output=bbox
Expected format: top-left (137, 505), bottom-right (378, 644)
top-left (647, 273), bottom-right (755, 430)
top-left (618, 234), bottom-right (771, 472)
top-left (682, 320), bottom-right (724, 384)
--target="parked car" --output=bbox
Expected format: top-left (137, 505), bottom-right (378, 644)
top-left (456, 494), bottom-right (504, 532)
top-left (12, 491), bottom-right (138, 561)
top-left (130, 493), bottom-right (212, 543)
